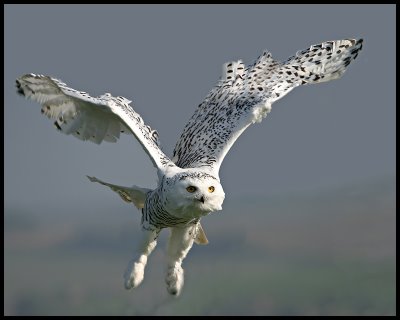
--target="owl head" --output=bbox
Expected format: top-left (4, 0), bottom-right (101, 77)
top-left (163, 171), bottom-right (225, 217)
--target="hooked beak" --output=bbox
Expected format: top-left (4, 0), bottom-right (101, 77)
top-left (198, 196), bottom-right (205, 204)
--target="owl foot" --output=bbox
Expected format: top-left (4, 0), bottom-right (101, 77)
top-left (165, 264), bottom-right (184, 296)
top-left (124, 260), bottom-right (145, 289)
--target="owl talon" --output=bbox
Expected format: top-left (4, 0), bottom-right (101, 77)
top-left (165, 265), bottom-right (184, 296)
top-left (124, 261), bottom-right (145, 289)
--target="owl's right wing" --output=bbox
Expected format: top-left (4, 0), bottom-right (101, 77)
top-left (16, 74), bottom-right (174, 171)
top-left (87, 175), bottom-right (151, 209)
top-left (172, 39), bottom-right (363, 176)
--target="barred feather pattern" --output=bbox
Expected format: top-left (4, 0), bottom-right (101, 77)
top-left (172, 39), bottom-right (363, 175)
top-left (141, 188), bottom-right (200, 231)
top-left (15, 74), bottom-right (172, 169)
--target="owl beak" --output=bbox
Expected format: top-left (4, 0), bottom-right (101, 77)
top-left (199, 196), bottom-right (205, 204)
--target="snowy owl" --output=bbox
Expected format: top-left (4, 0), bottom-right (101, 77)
top-left (16, 38), bottom-right (362, 296)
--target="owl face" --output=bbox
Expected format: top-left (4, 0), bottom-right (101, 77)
top-left (163, 171), bottom-right (225, 217)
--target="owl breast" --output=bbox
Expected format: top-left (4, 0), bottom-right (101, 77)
top-left (141, 189), bottom-right (201, 230)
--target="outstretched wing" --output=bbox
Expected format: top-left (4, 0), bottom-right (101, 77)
top-left (87, 176), bottom-right (150, 209)
top-left (16, 74), bottom-right (173, 171)
top-left (172, 39), bottom-right (363, 175)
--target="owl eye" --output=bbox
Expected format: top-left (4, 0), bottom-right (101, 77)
top-left (208, 186), bottom-right (215, 193)
top-left (186, 186), bottom-right (197, 193)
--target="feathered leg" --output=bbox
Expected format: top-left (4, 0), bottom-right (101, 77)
top-left (124, 228), bottom-right (160, 289)
top-left (165, 224), bottom-right (196, 296)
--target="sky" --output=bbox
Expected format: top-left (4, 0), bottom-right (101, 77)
top-left (4, 4), bottom-right (395, 214)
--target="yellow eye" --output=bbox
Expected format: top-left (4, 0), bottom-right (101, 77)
top-left (208, 186), bottom-right (215, 193)
top-left (186, 186), bottom-right (197, 193)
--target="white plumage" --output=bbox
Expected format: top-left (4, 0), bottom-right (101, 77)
top-left (16, 38), bottom-right (363, 296)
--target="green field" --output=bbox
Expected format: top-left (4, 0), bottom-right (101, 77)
top-left (4, 177), bottom-right (396, 315)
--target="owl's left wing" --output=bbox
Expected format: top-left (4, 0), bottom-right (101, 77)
top-left (16, 74), bottom-right (173, 171)
top-left (172, 39), bottom-right (363, 176)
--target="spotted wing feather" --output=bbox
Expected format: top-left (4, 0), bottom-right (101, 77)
top-left (16, 74), bottom-right (173, 170)
top-left (172, 39), bottom-right (363, 175)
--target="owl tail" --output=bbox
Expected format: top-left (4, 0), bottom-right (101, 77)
top-left (194, 223), bottom-right (209, 245)
top-left (283, 38), bottom-right (363, 85)
top-left (86, 175), bottom-right (150, 210)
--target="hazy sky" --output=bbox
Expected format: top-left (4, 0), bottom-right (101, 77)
top-left (4, 4), bottom-right (395, 213)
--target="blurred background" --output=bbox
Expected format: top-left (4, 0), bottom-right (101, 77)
top-left (4, 4), bottom-right (395, 316)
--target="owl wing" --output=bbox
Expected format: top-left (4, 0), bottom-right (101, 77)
top-left (16, 74), bottom-right (173, 171)
top-left (172, 39), bottom-right (363, 176)
top-left (86, 175), bottom-right (150, 209)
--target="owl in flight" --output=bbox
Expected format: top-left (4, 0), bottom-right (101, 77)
top-left (16, 38), bottom-right (362, 296)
